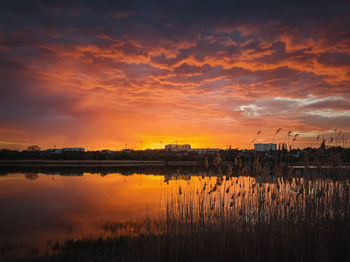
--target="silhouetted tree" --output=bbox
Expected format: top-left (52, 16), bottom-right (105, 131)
top-left (27, 145), bottom-right (40, 152)
top-left (24, 172), bottom-right (39, 180)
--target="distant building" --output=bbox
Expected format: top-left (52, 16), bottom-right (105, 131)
top-left (101, 150), bottom-right (115, 153)
top-left (254, 143), bottom-right (277, 152)
top-left (61, 147), bottom-right (85, 152)
top-left (189, 148), bottom-right (221, 154)
top-left (165, 144), bottom-right (191, 151)
top-left (48, 147), bottom-right (85, 153)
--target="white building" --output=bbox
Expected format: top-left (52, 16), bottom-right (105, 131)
top-left (254, 143), bottom-right (277, 152)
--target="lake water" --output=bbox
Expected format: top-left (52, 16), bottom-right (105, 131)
top-left (0, 169), bottom-right (221, 257)
top-left (0, 168), bottom-right (349, 259)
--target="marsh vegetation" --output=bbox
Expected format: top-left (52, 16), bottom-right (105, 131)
top-left (48, 166), bottom-right (349, 262)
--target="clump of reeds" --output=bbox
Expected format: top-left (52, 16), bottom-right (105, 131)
top-left (51, 166), bottom-right (350, 262)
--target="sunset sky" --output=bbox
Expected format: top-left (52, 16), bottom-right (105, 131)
top-left (1, 0), bottom-right (350, 150)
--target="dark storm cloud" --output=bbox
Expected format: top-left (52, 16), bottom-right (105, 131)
top-left (1, 0), bottom-right (349, 33)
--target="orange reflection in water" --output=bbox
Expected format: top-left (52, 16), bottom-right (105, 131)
top-left (0, 173), bottom-right (183, 223)
top-left (0, 172), bottom-right (216, 257)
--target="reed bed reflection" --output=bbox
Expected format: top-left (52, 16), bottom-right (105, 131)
top-left (54, 167), bottom-right (349, 262)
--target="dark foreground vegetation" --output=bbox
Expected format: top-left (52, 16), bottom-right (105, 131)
top-left (24, 219), bottom-right (349, 262)
top-left (8, 164), bottom-right (350, 262)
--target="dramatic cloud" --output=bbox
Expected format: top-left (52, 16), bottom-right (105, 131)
top-left (0, 0), bottom-right (350, 149)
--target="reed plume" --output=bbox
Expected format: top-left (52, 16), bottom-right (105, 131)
top-left (272, 128), bottom-right (282, 143)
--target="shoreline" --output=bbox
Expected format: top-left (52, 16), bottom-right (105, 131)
top-left (0, 160), bottom-right (350, 168)
top-left (0, 160), bottom-right (202, 167)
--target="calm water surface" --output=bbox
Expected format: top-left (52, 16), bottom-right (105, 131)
top-left (0, 171), bottom-right (218, 257)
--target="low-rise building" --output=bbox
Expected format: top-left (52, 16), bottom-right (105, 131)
top-left (164, 144), bottom-right (191, 151)
top-left (189, 148), bottom-right (221, 154)
top-left (254, 143), bottom-right (277, 152)
top-left (61, 147), bottom-right (85, 152)
top-left (48, 147), bottom-right (85, 153)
